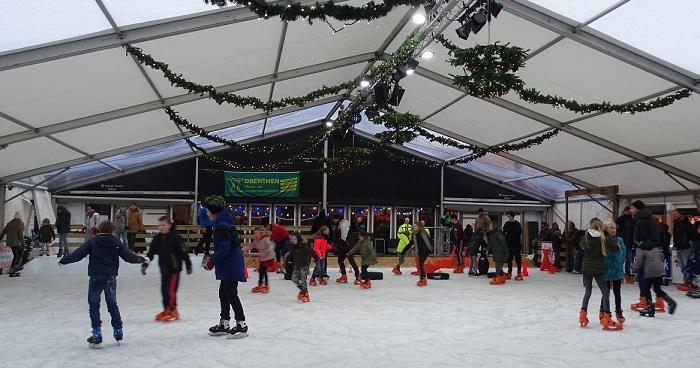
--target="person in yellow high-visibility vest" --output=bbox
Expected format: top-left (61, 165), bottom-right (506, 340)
top-left (393, 217), bottom-right (414, 275)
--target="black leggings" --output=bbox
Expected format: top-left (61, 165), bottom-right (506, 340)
top-left (507, 248), bottom-right (522, 274)
top-left (582, 274), bottom-right (610, 313)
top-left (361, 265), bottom-right (370, 280)
top-left (642, 277), bottom-right (668, 303)
top-left (11, 246), bottom-right (22, 271)
top-left (338, 250), bottom-right (359, 275)
top-left (258, 266), bottom-right (268, 285)
top-left (601, 279), bottom-right (622, 313)
top-left (219, 280), bottom-right (245, 322)
top-left (417, 251), bottom-right (430, 278)
top-left (161, 273), bottom-right (180, 308)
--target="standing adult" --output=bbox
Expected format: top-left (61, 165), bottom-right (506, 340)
top-left (332, 213), bottom-right (359, 284)
top-left (203, 196), bottom-right (248, 339)
top-left (114, 206), bottom-right (128, 248)
top-left (197, 203), bottom-right (214, 256)
top-left (551, 223), bottom-right (563, 270)
top-left (265, 221), bottom-right (290, 269)
top-left (127, 203), bottom-right (143, 252)
top-left (56, 205), bottom-right (72, 258)
top-left (503, 211), bottom-right (523, 280)
top-left (1, 214), bottom-right (25, 277)
top-left (310, 209), bottom-right (331, 235)
top-left (393, 217), bottom-right (413, 275)
top-left (616, 206), bottom-right (636, 282)
top-left (349, 215), bottom-right (367, 247)
top-left (629, 200), bottom-right (662, 312)
top-left (450, 214), bottom-right (466, 273)
top-left (84, 208), bottom-right (100, 242)
top-left (413, 222), bottom-right (433, 287)
top-left (671, 210), bottom-right (696, 291)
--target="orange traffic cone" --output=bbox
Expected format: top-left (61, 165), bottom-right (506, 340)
top-left (540, 249), bottom-right (553, 272)
top-left (521, 261), bottom-right (529, 277)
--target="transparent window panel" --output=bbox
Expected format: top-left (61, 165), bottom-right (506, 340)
top-left (250, 204), bottom-right (271, 226)
top-left (102, 139), bottom-right (193, 170)
top-left (263, 102), bottom-right (338, 134)
top-left (461, 154), bottom-right (547, 183)
top-left (274, 205), bottom-right (296, 226)
top-left (526, 0), bottom-right (620, 23)
top-left (39, 161), bottom-right (116, 189)
top-left (300, 205), bottom-right (321, 227)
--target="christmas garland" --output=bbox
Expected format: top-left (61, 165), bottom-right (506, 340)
top-left (435, 35), bottom-right (693, 114)
top-left (204, 0), bottom-right (426, 23)
top-left (126, 45), bottom-right (355, 112)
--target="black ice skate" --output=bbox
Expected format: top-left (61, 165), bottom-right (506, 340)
top-left (208, 319), bottom-right (230, 336)
top-left (639, 304), bottom-right (655, 317)
top-left (114, 327), bottom-right (123, 345)
top-left (227, 321), bottom-right (249, 339)
top-left (87, 328), bottom-right (103, 349)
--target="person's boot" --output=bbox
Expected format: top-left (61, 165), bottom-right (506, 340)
top-left (227, 321), bottom-right (249, 339)
top-left (392, 266), bottom-right (402, 275)
top-left (260, 284), bottom-right (269, 294)
top-left (309, 277), bottom-right (317, 286)
top-left (336, 274), bottom-right (348, 283)
top-left (654, 297), bottom-right (666, 312)
top-left (663, 295), bottom-right (677, 315)
top-left (361, 280), bottom-right (372, 289)
top-left (639, 304), bottom-right (655, 317)
top-left (506, 273), bottom-right (512, 280)
top-left (87, 327), bottom-right (103, 348)
top-left (630, 297), bottom-right (647, 311)
top-left (251, 284), bottom-right (263, 293)
top-left (601, 312), bottom-right (623, 331)
top-left (353, 276), bottom-right (362, 285)
top-left (416, 277), bottom-right (428, 287)
top-left (164, 307), bottom-right (179, 321)
top-left (598, 309), bottom-right (604, 322)
top-left (113, 327), bottom-right (123, 344)
top-left (319, 278), bottom-right (328, 285)
top-left (300, 291), bottom-right (310, 303)
top-left (579, 309), bottom-right (589, 327)
top-left (514, 273), bottom-right (524, 281)
top-left (154, 308), bottom-right (169, 321)
top-left (297, 291), bottom-right (305, 303)
top-left (616, 311), bottom-right (625, 324)
top-left (677, 283), bottom-right (691, 292)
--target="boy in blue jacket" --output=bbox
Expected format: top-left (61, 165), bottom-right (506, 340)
top-left (59, 220), bottom-right (148, 348)
top-left (202, 196), bottom-right (249, 339)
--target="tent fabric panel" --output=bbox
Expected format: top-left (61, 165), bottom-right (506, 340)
top-left (524, 0), bottom-right (622, 23)
top-left (569, 161), bottom-right (700, 195)
top-left (102, 0), bottom-right (229, 28)
top-left (38, 161), bottom-right (116, 189)
top-left (572, 95), bottom-right (700, 157)
top-left (271, 64), bottom-right (364, 100)
top-left (589, 0), bottom-right (700, 76)
top-left (0, 0), bottom-right (111, 53)
top-left (279, 1), bottom-right (409, 72)
top-left (133, 20), bottom-right (283, 98)
top-left (264, 102), bottom-right (337, 134)
top-left (0, 137), bottom-right (83, 178)
top-left (0, 48), bottom-right (156, 128)
top-left (394, 75), bottom-right (465, 119)
top-left (426, 96), bottom-right (549, 145)
top-left (102, 139), bottom-right (193, 171)
top-left (51, 110), bottom-right (182, 155)
top-left (172, 85), bottom-right (270, 129)
top-left (658, 152), bottom-right (700, 178)
top-left (0, 116), bottom-right (26, 135)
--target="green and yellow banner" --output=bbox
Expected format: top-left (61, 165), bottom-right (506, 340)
top-left (224, 172), bottom-right (300, 198)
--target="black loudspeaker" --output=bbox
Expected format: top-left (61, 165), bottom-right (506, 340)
top-left (374, 238), bottom-right (386, 254)
top-left (427, 272), bottom-right (449, 280)
top-left (366, 271), bottom-right (384, 280)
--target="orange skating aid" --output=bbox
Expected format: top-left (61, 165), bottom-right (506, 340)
top-left (521, 261), bottom-right (529, 277)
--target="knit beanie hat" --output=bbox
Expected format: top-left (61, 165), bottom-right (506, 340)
top-left (630, 200), bottom-right (646, 210)
top-left (204, 195), bottom-right (226, 214)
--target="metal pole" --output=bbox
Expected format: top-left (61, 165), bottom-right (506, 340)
top-left (322, 139), bottom-right (328, 210)
top-left (193, 156), bottom-right (200, 225)
top-left (440, 166), bottom-right (445, 216)
top-left (0, 184), bottom-right (5, 228)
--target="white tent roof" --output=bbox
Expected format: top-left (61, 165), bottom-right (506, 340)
top-left (1, 0), bottom-right (698, 202)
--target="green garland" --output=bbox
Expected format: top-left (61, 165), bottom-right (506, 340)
top-left (517, 88), bottom-right (693, 115)
top-left (204, 0), bottom-right (426, 23)
top-left (126, 45), bottom-right (355, 112)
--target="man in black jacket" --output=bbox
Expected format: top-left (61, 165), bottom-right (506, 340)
top-left (60, 220), bottom-right (148, 348)
top-left (616, 206), bottom-right (636, 281)
top-left (503, 211), bottom-right (523, 279)
top-left (671, 210), bottom-right (696, 289)
top-left (56, 205), bottom-right (72, 257)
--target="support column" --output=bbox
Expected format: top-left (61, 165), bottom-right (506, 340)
top-left (440, 166), bottom-right (445, 215)
top-left (322, 139), bottom-right (328, 210)
top-left (0, 184), bottom-right (6, 228)
top-left (193, 157), bottom-right (200, 225)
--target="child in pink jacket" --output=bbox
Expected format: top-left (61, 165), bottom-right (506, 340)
top-left (249, 228), bottom-right (275, 293)
top-left (310, 226), bottom-right (333, 286)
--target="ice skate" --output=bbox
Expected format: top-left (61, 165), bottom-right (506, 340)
top-left (259, 284), bottom-right (270, 293)
top-left (361, 280), bottom-right (372, 289)
top-left (113, 327), bottom-right (123, 345)
top-left (87, 327), bottom-right (103, 349)
top-left (506, 273), bottom-right (512, 280)
top-left (336, 274), bottom-right (348, 283)
top-left (163, 307), bottom-right (179, 321)
top-left (616, 311), bottom-right (625, 324)
top-left (654, 297), bottom-right (665, 312)
top-left (227, 321), bottom-right (249, 339)
top-left (353, 277), bottom-right (362, 285)
top-left (579, 309), bottom-right (589, 327)
top-left (9, 272), bottom-right (20, 277)
top-left (489, 276), bottom-right (505, 285)
top-left (309, 277), bottom-right (317, 286)
top-left (468, 271), bottom-right (476, 277)
top-left (392, 267), bottom-right (402, 276)
top-left (514, 273), bottom-right (524, 281)
top-left (209, 319), bottom-right (230, 336)
top-left (664, 295), bottom-right (677, 315)
top-left (601, 312), bottom-right (623, 331)
top-left (154, 308), bottom-right (169, 321)
top-left (677, 283), bottom-right (692, 292)
top-left (630, 297), bottom-right (647, 311)
top-left (251, 284), bottom-right (264, 293)
top-left (319, 278), bottom-right (328, 285)
top-left (639, 304), bottom-right (655, 317)
top-left (416, 278), bottom-right (427, 287)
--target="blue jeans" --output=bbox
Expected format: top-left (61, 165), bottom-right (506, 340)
top-left (116, 231), bottom-right (128, 247)
top-left (625, 247), bottom-right (635, 275)
top-left (312, 259), bottom-right (326, 278)
top-left (574, 249), bottom-right (584, 272)
top-left (58, 233), bottom-right (69, 255)
top-left (88, 275), bottom-right (122, 329)
top-left (677, 248), bottom-right (692, 283)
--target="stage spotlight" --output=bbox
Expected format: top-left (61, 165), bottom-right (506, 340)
top-left (404, 58), bottom-right (419, 76)
top-left (412, 13), bottom-right (426, 25)
top-left (359, 79), bottom-right (370, 88)
top-left (470, 8), bottom-right (488, 34)
top-left (488, 0), bottom-right (503, 18)
top-left (456, 22), bottom-right (471, 40)
top-left (373, 81), bottom-right (391, 107)
top-left (325, 121), bottom-right (333, 127)
top-left (388, 85), bottom-right (405, 107)
top-left (421, 50), bottom-right (434, 59)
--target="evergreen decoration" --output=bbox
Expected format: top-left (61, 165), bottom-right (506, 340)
top-left (126, 45), bottom-right (355, 112)
top-left (204, 0), bottom-right (426, 23)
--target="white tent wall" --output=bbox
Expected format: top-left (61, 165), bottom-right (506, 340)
top-left (3, 187), bottom-right (33, 234)
top-left (32, 190), bottom-right (55, 224)
top-left (553, 199), bottom-right (614, 230)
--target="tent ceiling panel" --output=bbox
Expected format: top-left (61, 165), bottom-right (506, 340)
top-left (0, 0), bottom-right (111, 53)
top-left (426, 96), bottom-right (548, 145)
top-left (171, 85), bottom-right (270, 129)
top-left (524, 0), bottom-right (621, 23)
top-left (394, 75), bottom-right (464, 118)
top-left (103, 0), bottom-right (231, 28)
top-left (51, 110), bottom-right (181, 155)
top-left (411, 11), bottom-right (559, 79)
top-left (271, 64), bottom-right (364, 100)
top-left (572, 96), bottom-right (700, 156)
top-left (510, 175), bottom-right (578, 200)
top-left (514, 131), bottom-right (629, 171)
top-left (0, 48), bottom-right (155, 128)
top-left (658, 152), bottom-right (700, 179)
top-left (589, 0), bottom-right (700, 76)
top-left (569, 161), bottom-right (700, 195)
top-left (508, 38), bottom-right (675, 121)
top-left (279, 2), bottom-right (409, 72)
top-left (0, 116), bottom-right (25, 135)
top-left (461, 153), bottom-right (547, 183)
top-left (0, 137), bottom-right (82, 177)
top-left (133, 20), bottom-right (283, 98)
top-left (264, 102), bottom-right (336, 134)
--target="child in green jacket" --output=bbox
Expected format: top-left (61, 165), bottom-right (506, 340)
top-left (348, 230), bottom-right (377, 289)
top-left (488, 222), bottom-right (508, 285)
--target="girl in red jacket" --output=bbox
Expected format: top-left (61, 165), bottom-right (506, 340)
top-left (247, 227), bottom-right (275, 294)
top-left (310, 226), bottom-right (333, 286)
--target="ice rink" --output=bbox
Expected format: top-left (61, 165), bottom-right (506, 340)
top-left (1, 256), bottom-right (698, 368)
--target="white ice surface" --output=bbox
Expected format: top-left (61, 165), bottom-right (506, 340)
top-left (1, 257), bottom-right (699, 368)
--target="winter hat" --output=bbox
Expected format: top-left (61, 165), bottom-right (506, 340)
top-left (630, 200), bottom-right (646, 210)
top-left (204, 195), bottom-right (226, 214)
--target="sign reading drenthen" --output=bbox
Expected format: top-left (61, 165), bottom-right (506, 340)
top-left (224, 172), bottom-right (300, 198)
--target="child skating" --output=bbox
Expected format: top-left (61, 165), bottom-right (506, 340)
top-left (37, 218), bottom-right (55, 256)
top-left (348, 230), bottom-right (377, 289)
top-left (202, 196), bottom-right (249, 339)
top-left (411, 222), bottom-right (433, 287)
top-left (288, 231), bottom-right (316, 303)
top-left (310, 226), bottom-right (333, 286)
top-left (58, 220), bottom-right (148, 348)
top-left (142, 216), bottom-right (192, 322)
top-left (633, 239), bottom-right (677, 317)
top-left (248, 227), bottom-right (275, 293)
top-left (602, 221), bottom-right (626, 324)
top-left (488, 222), bottom-right (508, 285)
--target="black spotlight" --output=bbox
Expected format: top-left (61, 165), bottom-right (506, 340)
top-left (397, 58), bottom-right (419, 78)
top-left (373, 81), bottom-right (391, 107)
top-left (348, 112), bottom-right (363, 125)
top-left (456, 22), bottom-right (471, 40)
top-left (365, 105), bottom-right (380, 121)
top-left (469, 7), bottom-right (488, 34)
top-left (388, 85), bottom-right (405, 107)
top-left (488, 0), bottom-right (503, 18)
top-left (404, 58), bottom-right (419, 75)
